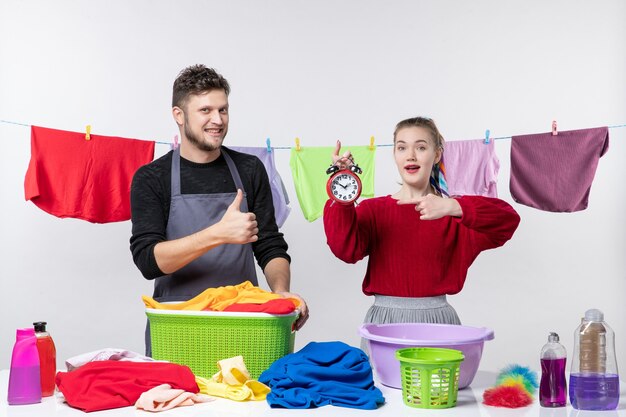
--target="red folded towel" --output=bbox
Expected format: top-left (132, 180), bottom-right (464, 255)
top-left (55, 360), bottom-right (198, 412)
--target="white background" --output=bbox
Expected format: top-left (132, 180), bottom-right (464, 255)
top-left (0, 0), bottom-right (624, 376)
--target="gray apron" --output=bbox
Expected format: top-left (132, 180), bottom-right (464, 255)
top-left (146, 147), bottom-right (258, 354)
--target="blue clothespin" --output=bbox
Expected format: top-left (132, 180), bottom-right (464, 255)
top-left (484, 129), bottom-right (490, 144)
top-left (266, 137), bottom-right (272, 153)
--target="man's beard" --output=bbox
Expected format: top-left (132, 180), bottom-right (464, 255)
top-left (184, 116), bottom-right (224, 152)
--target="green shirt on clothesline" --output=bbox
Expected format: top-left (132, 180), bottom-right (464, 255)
top-left (289, 145), bottom-right (376, 222)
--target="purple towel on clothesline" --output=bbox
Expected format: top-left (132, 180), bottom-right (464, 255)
top-left (229, 146), bottom-right (291, 227)
top-left (510, 127), bottom-right (609, 212)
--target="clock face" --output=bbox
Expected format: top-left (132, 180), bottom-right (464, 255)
top-left (328, 171), bottom-right (361, 203)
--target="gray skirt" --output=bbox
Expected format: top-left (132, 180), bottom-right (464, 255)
top-left (361, 295), bottom-right (461, 352)
top-left (364, 294), bottom-right (461, 325)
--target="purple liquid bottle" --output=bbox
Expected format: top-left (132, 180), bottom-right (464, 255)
top-left (569, 309), bottom-right (620, 411)
top-left (7, 328), bottom-right (42, 405)
top-left (569, 373), bottom-right (619, 410)
top-left (539, 333), bottom-right (567, 407)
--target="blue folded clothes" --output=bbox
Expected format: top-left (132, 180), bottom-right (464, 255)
top-left (259, 341), bottom-right (385, 409)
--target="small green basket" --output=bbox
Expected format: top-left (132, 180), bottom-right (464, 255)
top-left (146, 309), bottom-right (297, 379)
top-left (395, 347), bottom-right (464, 409)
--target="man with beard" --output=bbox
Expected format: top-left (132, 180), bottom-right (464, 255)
top-left (130, 65), bottom-right (308, 354)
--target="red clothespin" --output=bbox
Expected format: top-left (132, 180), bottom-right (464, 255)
top-left (85, 125), bottom-right (91, 141)
top-left (552, 120), bottom-right (558, 136)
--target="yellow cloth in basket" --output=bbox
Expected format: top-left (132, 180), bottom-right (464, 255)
top-left (142, 280), bottom-right (300, 311)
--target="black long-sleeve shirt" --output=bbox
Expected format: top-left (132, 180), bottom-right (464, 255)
top-left (129, 146), bottom-right (290, 279)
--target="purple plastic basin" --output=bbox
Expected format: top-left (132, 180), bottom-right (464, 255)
top-left (359, 323), bottom-right (494, 389)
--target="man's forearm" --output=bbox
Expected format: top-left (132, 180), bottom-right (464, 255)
top-left (153, 225), bottom-right (225, 274)
top-left (263, 257), bottom-right (291, 293)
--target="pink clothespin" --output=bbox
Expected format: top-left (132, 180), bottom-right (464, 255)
top-left (172, 134), bottom-right (179, 150)
top-left (552, 120), bottom-right (558, 136)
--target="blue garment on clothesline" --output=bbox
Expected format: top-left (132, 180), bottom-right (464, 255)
top-left (259, 341), bottom-right (385, 409)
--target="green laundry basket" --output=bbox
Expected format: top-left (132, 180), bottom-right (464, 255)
top-left (146, 308), bottom-right (297, 379)
top-left (395, 347), bottom-right (464, 409)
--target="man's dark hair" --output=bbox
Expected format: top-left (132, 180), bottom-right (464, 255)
top-left (172, 65), bottom-right (230, 108)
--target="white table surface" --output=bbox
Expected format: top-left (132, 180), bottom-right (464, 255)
top-left (1, 369), bottom-right (625, 417)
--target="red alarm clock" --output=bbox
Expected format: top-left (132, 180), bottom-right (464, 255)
top-left (326, 162), bottom-right (363, 204)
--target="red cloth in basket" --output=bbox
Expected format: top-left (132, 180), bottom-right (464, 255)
top-left (223, 298), bottom-right (296, 314)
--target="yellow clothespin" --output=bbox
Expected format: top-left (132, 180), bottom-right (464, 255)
top-left (369, 136), bottom-right (375, 150)
top-left (85, 125), bottom-right (91, 141)
top-left (295, 137), bottom-right (301, 151)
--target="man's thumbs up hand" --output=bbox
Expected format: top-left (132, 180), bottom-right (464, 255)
top-left (227, 189), bottom-right (244, 212)
top-left (216, 189), bottom-right (258, 244)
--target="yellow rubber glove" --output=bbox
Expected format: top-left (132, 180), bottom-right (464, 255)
top-left (212, 356), bottom-right (249, 385)
top-left (195, 376), bottom-right (270, 401)
top-left (194, 355), bottom-right (271, 401)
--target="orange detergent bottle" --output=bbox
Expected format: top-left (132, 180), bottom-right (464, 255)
top-left (33, 321), bottom-right (57, 396)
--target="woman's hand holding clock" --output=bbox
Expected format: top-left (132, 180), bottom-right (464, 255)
top-left (332, 140), bottom-right (354, 169)
top-left (327, 140), bottom-right (363, 205)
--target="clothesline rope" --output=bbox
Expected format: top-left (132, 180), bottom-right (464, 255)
top-left (2, 119), bottom-right (625, 148)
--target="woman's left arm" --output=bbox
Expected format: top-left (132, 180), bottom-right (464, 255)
top-left (453, 196), bottom-right (521, 249)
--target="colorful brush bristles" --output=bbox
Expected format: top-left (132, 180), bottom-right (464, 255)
top-left (496, 364), bottom-right (539, 395)
top-left (482, 365), bottom-right (538, 408)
